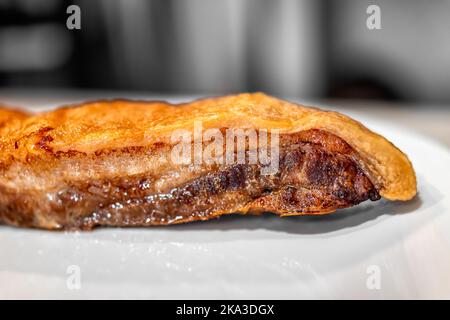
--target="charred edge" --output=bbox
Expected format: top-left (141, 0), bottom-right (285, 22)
top-left (35, 126), bottom-right (55, 153)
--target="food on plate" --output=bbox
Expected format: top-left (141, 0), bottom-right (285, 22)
top-left (0, 93), bottom-right (416, 230)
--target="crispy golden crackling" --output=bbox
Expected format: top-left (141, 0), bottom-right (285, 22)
top-left (0, 93), bottom-right (416, 201)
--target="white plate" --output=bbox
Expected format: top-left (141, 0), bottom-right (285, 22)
top-left (0, 98), bottom-right (449, 299)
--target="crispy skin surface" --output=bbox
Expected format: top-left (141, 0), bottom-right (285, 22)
top-left (0, 106), bottom-right (29, 136)
top-left (0, 93), bottom-right (416, 230)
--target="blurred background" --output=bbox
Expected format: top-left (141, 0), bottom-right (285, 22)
top-left (0, 0), bottom-right (449, 143)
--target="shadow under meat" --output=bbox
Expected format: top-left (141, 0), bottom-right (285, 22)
top-left (165, 195), bottom-right (423, 235)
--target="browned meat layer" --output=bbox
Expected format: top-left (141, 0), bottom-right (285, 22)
top-left (0, 130), bottom-right (380, 230)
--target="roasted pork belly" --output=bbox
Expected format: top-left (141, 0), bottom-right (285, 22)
top-left (0, 93), bottom-right (416, 230)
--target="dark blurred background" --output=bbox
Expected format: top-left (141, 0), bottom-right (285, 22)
top-left (0, 0), bottom-right (450, 103)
